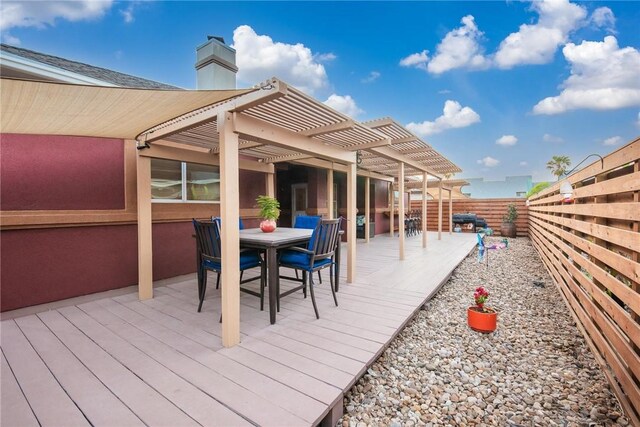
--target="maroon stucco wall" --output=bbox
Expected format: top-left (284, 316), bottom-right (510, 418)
top-left (0, 222), bottom-right (202, 312)
top-left (1, 134), bottom-right (125, 210)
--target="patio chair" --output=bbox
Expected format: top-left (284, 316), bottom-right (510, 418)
top-left (278, 218), bottom-right (342, 319)
top-left (192, 219), bottom-right (266, 312)
top-left (293, 215), bottom-right (323, 283)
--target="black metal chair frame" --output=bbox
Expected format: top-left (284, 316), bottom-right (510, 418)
top-left (278, 218), bottom-right (342, 319)
top-left (193, 219), bottom-right (266, 313)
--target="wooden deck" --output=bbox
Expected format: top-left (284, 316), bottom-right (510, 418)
top-left (1, 232), bottom-right (476, 427)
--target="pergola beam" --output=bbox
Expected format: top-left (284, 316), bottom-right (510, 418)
top-left (398, 162), bottom-right (405, 260)
top-left (144, 82), bottom-right (287, 143)
top-left (233, 113), bottom-right (356, 165)
top-left (300, 119), bottom-right (355, 136)
top-left (370, 146), bottom-right (441, 178)
top-left (218, 112), bottom-right (241, 347)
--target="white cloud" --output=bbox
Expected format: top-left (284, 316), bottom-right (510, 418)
top-left (232, 25), bottom-right (329, 95)
top-left (324, 94), bottom-right (364, 118)
top-left (543, 133), bottom-right (564, 143)
top-left (399, 50), bottom-right (429, 71)
top-left (0, 1), bottom-right (113, 31)
top-left (496, 135), bottom-right (518, 146)
top-left (477, 156), bottom-right (500, 167)
top-left (120, 3), bottom-right (135, 24)
top-left (427, 15), bottom-right (490, 74)
top-left (400, 15), bottom-right (488, 74)
top-left (602, 136), bottom-right (622, 146)
top-left (494, 0), bottom-right (587, 69)
top-left (361, 71), bottom-right (380, 84)
top-left (519, 161), bottom-right (528, 166)
top-left (2, 32), bottom-right (20, 45)
top-left (533, 36), bottom-right (640, 114)
top-left (591, 7), bottom-right (616, 33)
top-left (406, 100), bottom-right (480, 137)
top-left (316, 52), bottom-right (336, 62)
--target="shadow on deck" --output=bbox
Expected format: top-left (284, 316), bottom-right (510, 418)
top-left (1, 232), bottom-right (477, 427)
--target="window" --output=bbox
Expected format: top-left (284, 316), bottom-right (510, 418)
top-left (515, 191), bottom-right (526, 198)
top-left (151, 159), bottom-right (220, 203)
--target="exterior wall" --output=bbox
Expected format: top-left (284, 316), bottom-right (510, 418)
top-left (0, 133), bottom-right (267, 311)
top-left (1, 134), bottom-right (125, 210)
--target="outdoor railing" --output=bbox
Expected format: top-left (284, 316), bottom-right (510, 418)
top-left (528, 138), bottom-right (640, 424)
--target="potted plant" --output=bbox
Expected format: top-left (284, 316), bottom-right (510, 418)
top-left (256, 195), bottom-right (280, 233)
top-left (500, 203), bottom-right (518, 238)
top-left (467, 286), bottom-right (497, 333)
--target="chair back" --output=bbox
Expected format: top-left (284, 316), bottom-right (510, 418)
top-left (211, 216), bottom-right (244, 230)
top-left (294, 215), bottom-right (321, 230)
top-left (309, 218), bottom-right (342, 263)
top-left (193, 219), bottom-right (222, 263)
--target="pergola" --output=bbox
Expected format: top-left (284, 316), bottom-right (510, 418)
top-left (1, 77), bottom-right (461, 347)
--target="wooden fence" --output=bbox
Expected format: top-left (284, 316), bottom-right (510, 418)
top-left (528, 138), bottom-right (640, 424)
top-left (409, 198), bottom-right (529, 236)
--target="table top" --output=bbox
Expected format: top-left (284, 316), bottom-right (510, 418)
top-left (239, 227), bottom-right (312, 248)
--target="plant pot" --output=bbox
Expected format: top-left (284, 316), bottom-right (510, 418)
top-left (260, 219), bottom-right (276, 233)
top-left (500, 222), bottom-right (516, 238)
top-left (467, 306), bottom-right (497, 333)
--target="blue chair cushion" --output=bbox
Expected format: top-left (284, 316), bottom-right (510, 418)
top-left (294, 215), bottom-right (321, 230)
top-left (279, 250), bottom-right (332, 271)
top-left (203, 251), bottom-right (261, 271)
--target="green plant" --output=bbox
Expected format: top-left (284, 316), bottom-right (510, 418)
top-left (503, 203), bottom-right (518, 223)
top-left (474, 286), bottom-right (490, 312)
top-left (546, 155), bottom-right (571, 180)
top-left (256, 195), bottom-right (280, 221)
top-left (525, 182), bottom-right (550, 198)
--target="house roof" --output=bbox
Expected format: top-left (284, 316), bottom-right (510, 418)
top-left (0, 44), bottom-right (179, 90)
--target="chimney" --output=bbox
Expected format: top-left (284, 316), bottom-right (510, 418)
top-left (195, 36), bottom-right (237, 90)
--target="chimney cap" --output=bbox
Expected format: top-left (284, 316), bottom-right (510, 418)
top-left (207, 35), bottom-right (225, 44)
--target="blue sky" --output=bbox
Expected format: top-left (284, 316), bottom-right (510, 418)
top-left (2, 1), bottom-right (639, 182)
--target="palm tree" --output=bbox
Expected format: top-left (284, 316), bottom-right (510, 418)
top-left (546, 155), bottom-right (571, 180)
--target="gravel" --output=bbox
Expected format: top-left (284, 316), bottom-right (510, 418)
top-left (339, 237), bottom-right (628, 426)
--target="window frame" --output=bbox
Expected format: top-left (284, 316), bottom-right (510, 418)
top-left (151, 160), bottom-right (220, 204)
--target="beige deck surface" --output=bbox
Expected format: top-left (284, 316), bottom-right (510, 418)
top-left (1, 232), bottom-right (476, 427)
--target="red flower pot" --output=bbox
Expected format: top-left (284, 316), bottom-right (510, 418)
top-left (467, 306), bottom-right (497, 333)
top-left (260, 219), bottom-right (277, 233)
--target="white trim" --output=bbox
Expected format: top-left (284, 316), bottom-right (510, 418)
top-left (0, 51), bottom-right (118, 86)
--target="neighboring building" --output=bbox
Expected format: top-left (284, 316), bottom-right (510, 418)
top-left (461, 175), bottom-right (533, 198)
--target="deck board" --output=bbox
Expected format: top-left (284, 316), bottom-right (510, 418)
top-left (1, 232), bottom-right (476, 426)
top-left (14, 315), bottom-right (146, 427)
top-left (1, 352), bottom-right (39, 427)
top-left (1, 319), bottom-right (90, 427)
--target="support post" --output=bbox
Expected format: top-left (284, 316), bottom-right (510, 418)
top-left (422, 172), bottom-right (427, 248)
top-left (365, 176), bottom-right (371, 243)
top-left (136, 154), bottom-right (153, 300)
top-left (219, 112), bottom-right (241, 347)
top-left (347, 163), bottom-right (357, 283)
top-left (399, 162), bottom-right (405, 260)
top-left (449, 189), bottom-right (453, 234)
top-left (266, 172), bottom-right (275, 198)
top-left (438, 180), bottom-right (443, 240)
top-left (389, 182), bottom-right (394, 237)
top-left (327, 169), bottom-right (334, 219)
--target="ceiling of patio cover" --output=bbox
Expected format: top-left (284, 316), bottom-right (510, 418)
top-left (0, 78), bottom-right (253, 139)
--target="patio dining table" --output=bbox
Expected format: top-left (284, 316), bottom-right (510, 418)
top-left (239, 227), bottom-right (314, 324)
